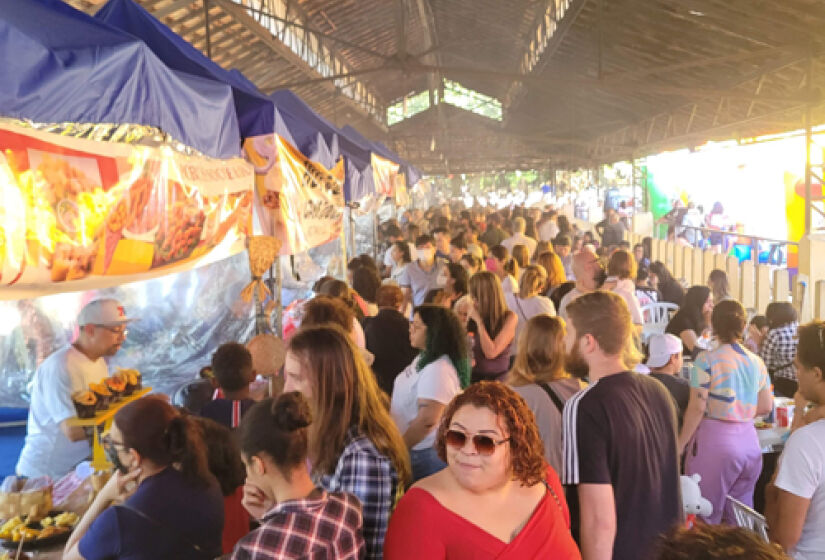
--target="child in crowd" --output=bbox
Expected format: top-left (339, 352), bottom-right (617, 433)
top-left (200, 342), bottom-right (256, 429)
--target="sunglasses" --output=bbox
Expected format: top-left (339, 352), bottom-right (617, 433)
top-left (445, 429), bottom-right (510, 456)
top-left (95, 324), bottom-right (128, 337)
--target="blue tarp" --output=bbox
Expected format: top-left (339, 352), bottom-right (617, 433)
top-left (95, 0), bottom-right (274, 140)
top-left (341, 125), bottom-right (422, 188)
top-left (0, 0), bottom-right (241, 159)
top-left (269, 90), bottom-right (375, 202)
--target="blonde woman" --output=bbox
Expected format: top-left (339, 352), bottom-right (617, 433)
top-left (535, 250), bottom-right (567, 296)
top-left (467, 271), bottom-right (518, 383)
top-left (506, 264), bottom-right (556, 357)
top-left (511, 244), bottom-right (530, 278)
top-left (508, 315), bottom-right (583, 473)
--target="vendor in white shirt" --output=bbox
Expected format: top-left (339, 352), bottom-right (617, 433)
top-left (16, 298), bottom-right (132, 479)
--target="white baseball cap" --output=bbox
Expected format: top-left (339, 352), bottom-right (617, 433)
top-left (645, 333), bottom-right (682, 368)
top-left (78, 298), bottom-right (133, 326)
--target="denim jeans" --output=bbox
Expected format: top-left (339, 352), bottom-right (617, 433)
top-left (410, 446), bottom-right (447, 482)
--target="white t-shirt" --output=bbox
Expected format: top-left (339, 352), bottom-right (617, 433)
top-left (505, 293), bottom-right (556, 356)
top-left (538, 221), bottom-right (560, 242)
top-left (501, 275), bottom-right (518, 296)
top-left (16, 345), bottom-right (108, 478)
top-left (611, 278), bottom-right (644, 325)
top-left (390, 355), bottom-right (461, 451)
top-left (558, 287), bottom-right (584, 322)
top-left (775, 419), bottom-right (825, 560)
top-left (501, 233), bottom-right (537, 257)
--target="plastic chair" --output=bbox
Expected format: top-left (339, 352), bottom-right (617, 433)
top-left (641, 302), bottom-right (679, 342)
top-left (726, 495), bottom-right (770, 542)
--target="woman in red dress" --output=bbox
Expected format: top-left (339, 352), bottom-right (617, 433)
top-left (384, 381), bottom-right (581, 559)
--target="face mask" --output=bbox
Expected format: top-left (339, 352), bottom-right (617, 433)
top-left (417, 248), bottom-right (435, 262)
top-left (105, 442), bottom-right (129, 474)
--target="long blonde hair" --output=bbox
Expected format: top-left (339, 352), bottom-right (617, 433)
top-left (470, 271), bottom-right (509, 338)
top-left (518, 264), bottom-right (548, 299)
top-left (288, 325), bottom-right (411, 487)
top-left (507, 315), bottom-right (568, 386)
top-left (536, 251), bottom-right (567, 289)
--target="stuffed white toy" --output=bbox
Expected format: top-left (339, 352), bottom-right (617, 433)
top-left (681, 474), bottom-right (712, 528)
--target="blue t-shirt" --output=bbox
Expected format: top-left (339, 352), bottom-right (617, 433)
top-left (79, 467), bottom-right (224, 560)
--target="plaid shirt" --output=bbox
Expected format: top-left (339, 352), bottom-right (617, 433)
top-left (319, 428), bottom-right (399, 560)
top-left (231, 489), bottom-right (364, 560)
top-left (761, 322), bottom-right (798, 380)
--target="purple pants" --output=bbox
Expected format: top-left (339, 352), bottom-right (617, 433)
top-left (685, 418), bottom-right (763, 524)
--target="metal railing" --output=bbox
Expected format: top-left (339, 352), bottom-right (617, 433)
top-left (653, 224), bottom-right (799, 267)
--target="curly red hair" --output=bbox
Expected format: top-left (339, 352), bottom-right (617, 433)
top-left (435, 381), bottom-right (545, 486)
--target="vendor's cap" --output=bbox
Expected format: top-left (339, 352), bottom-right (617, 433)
top-left (78, 298), bottom-right (133, 326)
top-left (645, 333), bottom-right (682, 368)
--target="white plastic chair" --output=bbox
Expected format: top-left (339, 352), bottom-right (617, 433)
top-left (727, 495), bottom-right (770, 542)
top-left (641, 302), bottom-right (679, 343)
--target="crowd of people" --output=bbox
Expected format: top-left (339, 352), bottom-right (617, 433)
top-left (13, 202), bottom-right (825, 560)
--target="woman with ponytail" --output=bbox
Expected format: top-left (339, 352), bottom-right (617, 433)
top-left (233, 392), bottom-right (365, 559)
top-left (245, 324), bottom-right (410, 559)
top-left (391, 305), bottom-right (470, 482)
top-left (64, 396), bottom-right (223, 560)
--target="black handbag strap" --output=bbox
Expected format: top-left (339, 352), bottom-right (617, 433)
top-left (539, 382), bottom-right (566, 415)
top-left (513, 296), bottom-right (528, 322)
top-left (116, 503), bottom-right (204, 553)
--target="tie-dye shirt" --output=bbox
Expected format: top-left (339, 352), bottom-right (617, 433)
top-left (690, 342), bottom-right (769, 422)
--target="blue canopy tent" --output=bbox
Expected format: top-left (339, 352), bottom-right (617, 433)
top-left (0, 0), bottom-right (241, 159)
top-left (94, 0), bottom-right (274, 141)
top-left (269, 90), bottom-right (375, 203)
top-left (341, 125), bottom-right (422, 189)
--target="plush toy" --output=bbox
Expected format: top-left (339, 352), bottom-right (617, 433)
top-left (681, 474), bottom-right (712, 528)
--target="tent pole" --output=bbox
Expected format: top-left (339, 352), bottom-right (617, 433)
top-left (372, 207), bottom-right (379, 262)
top-left (204, 0), bottom-right (212, 59)
top-left (272, 256), bottom-right (283, 337)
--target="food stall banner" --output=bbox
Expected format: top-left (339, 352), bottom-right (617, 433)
top-left (268, 90), bottom-right (376, 203)
top-left (0, 121), bottom-right (253, 298)
top-left (341, 125), bottom-right (422, 190)
top-left (0, 0), bottom-right (242, 159)
top-left (95, 0), bottom-right (275, 140)
top-left (244, 134), bottom-right (344, 256)
top-left (371, 154), bottom-right (401, 198)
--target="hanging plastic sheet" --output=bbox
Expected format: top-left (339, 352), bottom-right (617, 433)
top-left (0, 251), bottom-right (255, 408)
top-left (243, 135), bottom-right (344, 256)
top-left (0, 120), bottom-right (253, 298)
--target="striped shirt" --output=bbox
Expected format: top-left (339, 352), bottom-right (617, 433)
top-left (562, 372), bottom-right (681, 560)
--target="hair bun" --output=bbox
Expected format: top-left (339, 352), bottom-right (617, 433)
top-left (272, 392), bottom-right (312, 431)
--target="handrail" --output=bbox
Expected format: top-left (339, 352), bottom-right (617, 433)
top-left (660, 223), bottom-right (799, 248)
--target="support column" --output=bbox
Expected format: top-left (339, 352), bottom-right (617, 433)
top-left (726, 256), bottom-right (741, 301)
top-left (773, 269), bottom-right (791, 303)
top-left (798, 234), bottom-right (825, 320)
top-left (740, 260), bottom-right (755, 312)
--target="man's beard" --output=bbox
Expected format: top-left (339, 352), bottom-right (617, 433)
top-left (566, 340), bottom-right (590, 380)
